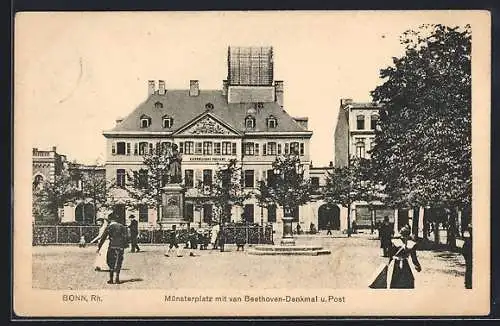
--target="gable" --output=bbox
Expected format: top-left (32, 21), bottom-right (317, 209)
top-left (176, 114), bottom-right (240, 136)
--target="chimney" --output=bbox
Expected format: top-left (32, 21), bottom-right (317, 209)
top-left (341, 98), bottom-right (353, 107)
top-left (158, 80), bottom-right (166, 95)
top-left (222, 80), bottom-right (228, 96)
top-left (148, 80), bottom-right (156, 96)
top-left (189, 80), bottom-right (199, 97)
top-left (33, 148), bottom-right (38, 154)
top-left (275, 80), bottom-right (284, 109)
top-left (52, 146), bottom-right (57, 153)
top-left (115, 117), bottom-right (123, 126)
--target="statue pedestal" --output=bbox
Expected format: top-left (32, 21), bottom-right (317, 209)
top-left (160, 184), bottom-right (185, 227)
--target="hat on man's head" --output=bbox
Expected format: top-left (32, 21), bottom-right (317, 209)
top-left (129, 215), bottom-right (136, 219)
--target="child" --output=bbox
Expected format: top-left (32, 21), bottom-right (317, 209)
top-left (79, 235), bottom-right (86, 248)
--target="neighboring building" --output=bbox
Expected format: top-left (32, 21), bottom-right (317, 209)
top-left (32, 146), bottom-right (68, 189)
top-left (103, 46), bottom-right (323, 231)
top-left (333, 99), bottom-right (424, 234)
top-left (334, 99), bottom-right (382, 167)
top-left (32, 146), bottom-right (106, 224)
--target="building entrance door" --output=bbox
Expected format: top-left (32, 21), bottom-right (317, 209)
top-left (318, 204), bottom-right (340, 230)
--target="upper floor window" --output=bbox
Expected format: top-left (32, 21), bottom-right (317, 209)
top-left (116, 142), bottom-right (126, 155)
top-left (184, 141), bottom-right (194, 155)
top-left (222, 142), bottom-right (232, 155)
top-left (244, 142), bottom-right (255, 156)
top-left (214, 142), bottom-right (221, 155)
top-left (137, 169), bottom-right (148, 188)
top-left (267, 142), bottom-right (277, 155)
top-left (299, 143), bottom-right (305, 156)
top-left (154, 101), bottom-right (164, 109)
top-left (116, 169), bottom-right (126, 187)
top-left (290, 142), bottom-right (299, 155)
top-left (267, 116), bottom-right (278, 128)
top-left (245, 115), bottom-right (256, 129)
top-left (356, 115), bottom-right (365, 130)
top-left (195, 142), bottom-right (203, 155)
top-left (139, 142), bottom-right (151, 155)
top-left (203, 142), bottom-right (213, 155)
top-left (162, 116), bottom-right (173, 128)
top-left (203, 169), bottom-right (213, 186)
top-left (370, 114), bottom-right (379, 130)
top-left (140, 114), bottom-right (152, 128)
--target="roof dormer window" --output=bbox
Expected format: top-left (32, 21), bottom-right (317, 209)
top-left (267, 116), bottom-right (277, 128)
top-left (154, 101), bottom-right (163, 109)
top-left (140, 114), bottom-right (152, 128)
top-left (245, 115), bottom-right (256, 129)
top-left (162, 115), bottom-right (174, 129)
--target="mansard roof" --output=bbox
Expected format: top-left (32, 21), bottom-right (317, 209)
top-left (106, 90), bottom-right (309, 135)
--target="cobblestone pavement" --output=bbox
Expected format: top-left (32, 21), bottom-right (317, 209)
top-left (32, 233), bottom-right (466, 290)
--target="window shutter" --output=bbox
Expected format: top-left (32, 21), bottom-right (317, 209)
top-left (285, 143), bottom-right (289, 155)
top-left (149, 143), bottom-right (154, 154)
top-left (300, 143), bottom-right (305, 156)
top-left (126, 143), bottom-right (131, 155)
top-left (179, 142), bottom-right (184, 154)
top-left (134, 143), bottom-right (138, 155)
top-left (263, 144), bottom-right (267, 156)
top-left (112, 142), bottom-right (116, 155)
top-left (277, 143), bottom-right (282, 155)
top-left (255, 143), bottom-right (259, 156)
top-left (232, 143), bottom-right (237, 155)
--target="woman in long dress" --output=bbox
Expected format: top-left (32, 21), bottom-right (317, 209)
top-left (369, 224), bottom-right (422, 289)
top-left (90, 217), bottom-right (110, 271)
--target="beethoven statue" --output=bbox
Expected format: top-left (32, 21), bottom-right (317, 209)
top-left (167, 143), bottom-right (182, 184)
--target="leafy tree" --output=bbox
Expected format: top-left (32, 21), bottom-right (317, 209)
top-left (196, 159), bottom-right (250, 251)
top-left (263, 154), bottom-right (313, 221)
top-left (323, 157), bottom-right (377, 236)
top-left (118, 141), bottom-right (175, 227)
top-left (370, 24), bottom-right (471, 243)
top-left (32, 170), bottom-right (80, 225)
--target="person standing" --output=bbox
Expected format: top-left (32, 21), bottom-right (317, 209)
top-left (387, 225), bottom-right (422, 289)
top-left (97, 214), bottom-right (129, 284)
top-left (379, 216), bottom-right (394, 257)
top-left (326, 221), bottom-right (333, 236)
top-left (128, 215), bottom-right (140, 253)
top-left (165, 225), bottom-right (182, 257)
top-left (462, 225), bottom-right (473, 289)
top-left (90, 216), bottom-right (110, 271)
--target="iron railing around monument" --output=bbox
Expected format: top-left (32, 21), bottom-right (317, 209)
top-left (32, 225), bottom-right (273, 246)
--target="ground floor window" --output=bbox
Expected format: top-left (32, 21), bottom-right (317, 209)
top-left (138, 204), bottom-right (148, 222)
top-left (244, 204), bottom-right (254, 224)
top-left (267, 204), bottom-right (277, 223)
top-left (185, 202), bottom-right (194, 222)
top-left (203, 204), bottom-right (213, 223)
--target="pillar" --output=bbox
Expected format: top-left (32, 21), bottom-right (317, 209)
top-left (418, 207), bottom-right (425, 238)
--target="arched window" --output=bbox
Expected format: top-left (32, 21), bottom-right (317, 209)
top-left (33, 175), bottom-right (44, 190)
top-left (267, 116), bottom-right (277, 128)
top-left (370, 114), bottom-right (379, 130)
top-left (140, 114), bottom-right (151, 128)
top-left (154, 101), bottom-right (164, 109)
top-left (356, 115), bottom-right (365, 130)
top-left (162, 115), bottom-right (173, 128)
top-left (139, 142), bottom-right (150, 155)
top-left (245, 115), bottom-right (256, 129)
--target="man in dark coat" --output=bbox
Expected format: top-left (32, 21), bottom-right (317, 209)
top-left (97, 214), bottom-right (129, 284)
top-left (128, 215), bottom-right (140, 253)
top-left (164, 225), bottom-right (182, 257)
top-left (379, 216), bottom-right (394, 257)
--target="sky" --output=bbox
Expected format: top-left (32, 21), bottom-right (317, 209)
top-left (15, 11), bottom-right (474, 166)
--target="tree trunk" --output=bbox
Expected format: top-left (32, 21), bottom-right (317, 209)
top-left (423, 208), bottom-right (430, 241)
top-left (447, 207), bottom-right (457, 249)
top-left (433, 221), bottom-right (440, 244)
